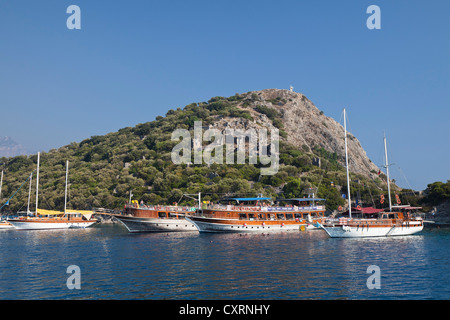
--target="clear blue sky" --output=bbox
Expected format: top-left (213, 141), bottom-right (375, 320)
top-left (0, 0), bottom-right (448, 190)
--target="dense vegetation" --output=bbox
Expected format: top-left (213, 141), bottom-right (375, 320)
top-left (422, 181), bottom-right (450, 205)
top-left (0, 92), bottom-right (411, 214)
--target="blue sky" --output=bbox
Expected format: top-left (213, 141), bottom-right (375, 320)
top-left (0, 0), bottom-right (448, 190)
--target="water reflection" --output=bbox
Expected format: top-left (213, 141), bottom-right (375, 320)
top-left (0, 227), bottom-right (447, 299)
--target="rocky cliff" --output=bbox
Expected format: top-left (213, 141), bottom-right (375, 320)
top-left (209, 89), bottom-right (381, 180)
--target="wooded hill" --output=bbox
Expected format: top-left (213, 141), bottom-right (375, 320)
top-left (0, 89), bottom-right (412, 213)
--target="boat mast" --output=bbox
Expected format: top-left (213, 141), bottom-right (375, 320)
top-left (343, 108), bottom-right (352, 218)
top-left (0, 170), bottom-right (3, 201)
top-left (64, 160), bottom-right (69, 215)
top-left (383, 133), bottom-right (392, 212)
top-left (27, 172), bottom-right (33, 215)
top-left (35, 152), bottom-right (40, 214)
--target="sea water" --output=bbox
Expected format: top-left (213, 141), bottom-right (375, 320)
top-left (0, 224), bottom-right (448, 300)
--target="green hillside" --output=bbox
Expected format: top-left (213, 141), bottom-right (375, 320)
top-left (0, 91), bottom-right (401, 213)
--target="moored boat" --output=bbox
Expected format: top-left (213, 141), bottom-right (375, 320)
top-left (114, 203), bottom-right (197, 232)
top-left (0, 220), bottom-right (14, 229)
top-left (321, 209), bottom-right (423, 238)
top-left (7, 156), bottom-right (98, 230)
top-left (186, 197), bottom-right (326, 233)
top-left (8, 209), bottom-right (97, 230)
top-left (320, 109), bottom-right (423, 238)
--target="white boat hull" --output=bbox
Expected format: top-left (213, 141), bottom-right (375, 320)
top-left (7, 220), bottom-right (97, 230)
top-left (115, 215), bottom-right (197, 233)
top-left (186, 217), bottom-right (319, 233)
top-left (0, 222), bottom-right (14, 229)
top-left (321, 222), bottom-right (423, 238)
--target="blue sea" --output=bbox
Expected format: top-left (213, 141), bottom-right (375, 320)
top-left (0, 224), bottom-right (448, 300)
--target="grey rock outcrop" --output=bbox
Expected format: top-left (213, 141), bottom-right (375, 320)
top-left (210, 89), bottom-right (381, 180)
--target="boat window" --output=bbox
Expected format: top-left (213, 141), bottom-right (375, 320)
top-left (277, 214), bottom-right (285, 220)
top-left (258, 213), bottom-right (266, 220)
top-left (168, 212), bottom-right (178, 219)
top-left (248, 213), bottom-right (255, 220)
top-left (158, 212), bottom-right (167, 218)
top-left (269, 214), bottom-right (276, 220)
top-left (239, 213), bottom-right (247, 220)
top-left (294, 213), bottom-right (303, 220)
top-left (285, 213), bottom-right (293, 220)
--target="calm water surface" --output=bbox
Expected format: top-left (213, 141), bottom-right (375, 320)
top-left (0, 224), bottom-right (448, 299)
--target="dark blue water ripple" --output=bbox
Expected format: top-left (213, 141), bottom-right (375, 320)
top-left (0, 225), bottom-right (448, 299)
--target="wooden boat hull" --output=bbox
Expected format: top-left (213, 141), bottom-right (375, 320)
top-left (114, 215), bottom-right (197, 233)
top-left (186, 216), bottom-right (321, 233)
top-left (7, 219), bottom-right (97, 230)
top-left (0, 221), bottom-right (14, 229)
top-left (321, 221), bottom-right (424, 238)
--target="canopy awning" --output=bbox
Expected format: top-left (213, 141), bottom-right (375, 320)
top-left (37, 208), bottom-right (64, 216)
top-left (37, 208), bottom-right (94, 219)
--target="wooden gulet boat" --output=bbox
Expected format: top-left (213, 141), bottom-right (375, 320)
top-left (114, 204), bottom-right (197, 233)
top-left (8, 209), bottom-right (97, 230)
top-left (113, 192), bottom-right (200, 232)
top-left (7, 156), bottom-right (97, 230)
top-left (186, 197), bottom-right (326, 233)
top-left (320, 109), bottom-right (423, 238)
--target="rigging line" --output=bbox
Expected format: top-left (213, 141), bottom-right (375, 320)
top-left (363, 180), bottom-right (376, 207)
top-left (86, 189), bottom-right (101, 206)
top-left (0, 170), bottom-right (36, 211)
top-left (398, 166), bottom-right (414, 191)
top-left (311, 111), bottom-right (345, 199)
top-left (39, 194), bottom-right (54, 211)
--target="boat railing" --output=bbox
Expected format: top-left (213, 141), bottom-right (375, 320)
top-left (326, 217), bottom-right (398, 226)
top-left (125, 204), bottom-right (197, 212)
top-left (205, 204), bottom-right (325, 212)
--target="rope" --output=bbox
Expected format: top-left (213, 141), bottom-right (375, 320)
top-left (0, 170), bottom-right (36, 211)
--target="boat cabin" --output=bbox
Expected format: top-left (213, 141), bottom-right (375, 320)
top-left (388, 205), bottom-right (424, 220)
top-left (200, 197), bottom-right (326, 222)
